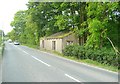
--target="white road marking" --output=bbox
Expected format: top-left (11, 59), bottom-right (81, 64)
top-left (14, 46), bottom-right (28, 54)
top-left (65, 74), bottom-right (81, 82)
top-left (39, 51), bottom-right (118, 74)
top-left (13, 44), bottom-right (51, 67)
top-left (31, 56), bottom-right (51, 67)
top-left (22, 51), bottom-right (29, 55)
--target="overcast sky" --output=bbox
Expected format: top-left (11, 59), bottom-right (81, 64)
top-left (0, 0), bottom-right (28, 34)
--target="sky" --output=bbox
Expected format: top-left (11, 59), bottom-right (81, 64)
top-left (0, 0), bottom-right (29, 34)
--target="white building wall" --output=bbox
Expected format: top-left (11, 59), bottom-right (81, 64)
top-left (40, 33), bottom-right (78, 53)
top-left (56, 39), bottom-right (62, 53)
top-left (40, 38), bottom-right (63, 53)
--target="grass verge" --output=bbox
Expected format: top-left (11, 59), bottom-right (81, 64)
top-left (0, 47), bottom-right (2, 61)
top-left (0, 43), bottom-right (4, 65)
top-left (21, 44), bottom-right (118, 72)
top-left (40, 48), bottom-right (118, 72)
top-left (22, 44), bottom-right (39, 49)
top-left (0, 43), bottom-right (4, 57)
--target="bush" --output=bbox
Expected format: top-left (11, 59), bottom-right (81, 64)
top-left (63, 44), bottom-right (119, 67)
top-left (63, 45), bottom-right (74, 56)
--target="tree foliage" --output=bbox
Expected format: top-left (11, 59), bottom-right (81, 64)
top-left (8, 2), bottom-right (119, 51)
top-left (86, 2), bottom-right (119, 50)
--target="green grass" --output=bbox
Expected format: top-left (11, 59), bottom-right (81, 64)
top-left (22, 44), bottom-right (118, 72)
top-left (39, 48), bottom-right (118, 72)
top-left (0, 43), bottom-right (4, 61)
top-left (0, 47), bottom-right (2, 64)
top-left (22, 44), bottom-right (39, 49)
top-left (79, 59), bottom-right (118, 72)
top-left (0, 47), bottom-right (2, 56)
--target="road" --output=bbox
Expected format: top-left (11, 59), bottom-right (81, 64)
top-left (2, 42), bottom-right (118, 82)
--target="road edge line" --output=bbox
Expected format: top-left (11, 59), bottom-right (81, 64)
top-left (39, 50), bottom-right (118, 74)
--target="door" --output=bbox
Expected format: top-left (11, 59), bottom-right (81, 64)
top-left (52, 41), bottom-right (56, 50)
top-left (42, 40), bottom-right (44, 48)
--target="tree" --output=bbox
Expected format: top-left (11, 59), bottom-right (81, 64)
top-left (7, 29), bottom-right (16, 41)
top-left (85, 2), bottom-right (119, 49)
top-left (10, 10), bottom-right (27, 43)
top-left (9, 2), bottom-right (119, 51)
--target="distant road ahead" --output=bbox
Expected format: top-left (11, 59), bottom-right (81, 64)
top-left (2, 42), bottom-right (118, 82)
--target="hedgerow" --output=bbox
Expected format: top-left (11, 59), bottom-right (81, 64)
top-left (63, 44), bottom-right (119, 68)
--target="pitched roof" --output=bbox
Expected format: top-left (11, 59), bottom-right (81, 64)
top-left (41, 31), bottom-right (73, 39)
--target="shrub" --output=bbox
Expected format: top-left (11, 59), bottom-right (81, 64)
top-left (63, 44), bottom-right (119, 67)
top-left (63, 45), bottom-right (74, 56)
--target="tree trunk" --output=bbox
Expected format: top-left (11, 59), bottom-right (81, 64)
top-left (78, 2), bottom-right (86, 45)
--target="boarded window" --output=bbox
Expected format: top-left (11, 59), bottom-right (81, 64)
top-left (66, 41), bottom-right (73, 45)
top-left (52, 41), bottom-right (56, 50)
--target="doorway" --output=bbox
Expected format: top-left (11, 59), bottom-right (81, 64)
top-left (52, 41), bottom-right (56, 50)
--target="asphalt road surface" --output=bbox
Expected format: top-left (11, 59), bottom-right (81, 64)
top-left (2, 42), bottom-right (118, 82)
